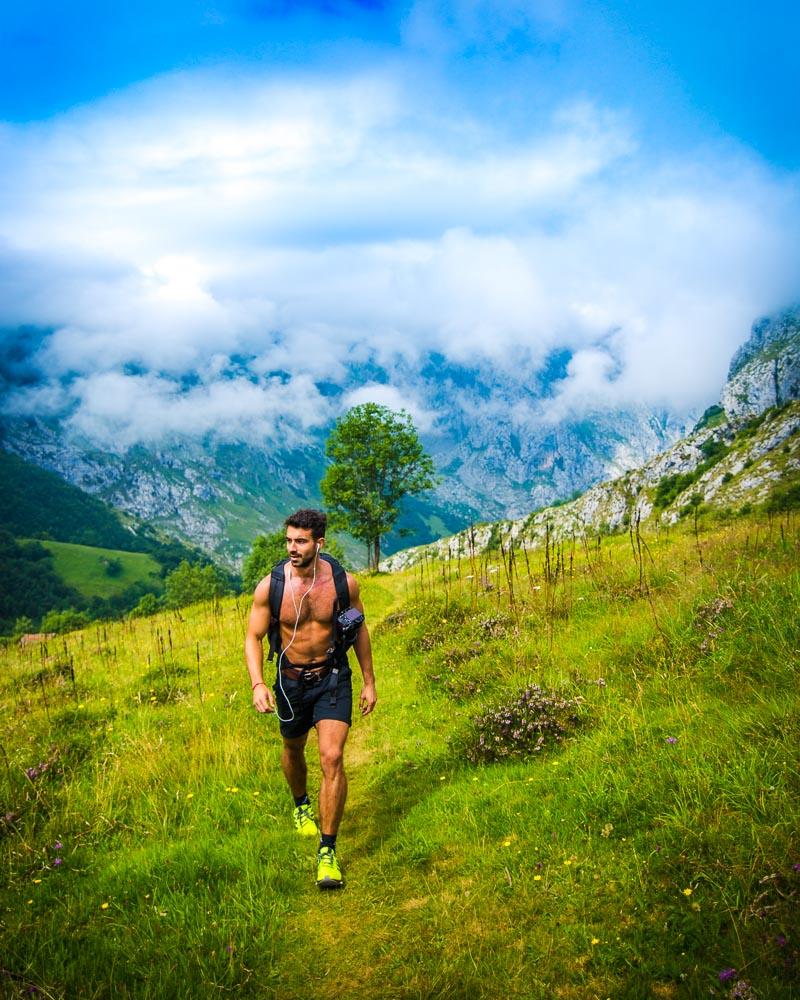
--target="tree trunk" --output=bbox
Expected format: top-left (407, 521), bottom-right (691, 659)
top-left (369, 535), bottom-right (381, 572)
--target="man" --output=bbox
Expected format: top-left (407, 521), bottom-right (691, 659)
top-left (245, 508), bottom-right (377, 889)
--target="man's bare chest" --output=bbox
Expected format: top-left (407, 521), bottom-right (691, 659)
top-left (279, 577), bottom-right (335, 627)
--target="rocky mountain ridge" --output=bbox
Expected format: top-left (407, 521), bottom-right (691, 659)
top-left (381, 309), bottom-right (800, 570)
top-left (0, 351), bottom-right (690, 569)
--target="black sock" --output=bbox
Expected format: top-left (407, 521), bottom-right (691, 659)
top-left (294, 793), bottom-right (310, 808)
top-left (319, 833), bottom-right (337, 851)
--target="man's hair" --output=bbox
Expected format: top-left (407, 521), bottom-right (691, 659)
top-left (284, 508), bottom-right (327, 540)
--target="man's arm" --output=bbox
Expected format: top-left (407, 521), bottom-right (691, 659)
top-left (245, 577), bottom-right (276, 714)
top-left (347, 574), bottom-right (377, 717)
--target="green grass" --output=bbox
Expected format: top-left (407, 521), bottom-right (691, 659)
top-left (29, 539), bottom-right (164, 599)
top-left (1, 513), bottom-right (799, 998)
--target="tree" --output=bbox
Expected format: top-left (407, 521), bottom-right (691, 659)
top-left (241, 531), bottom-right (288, 594)
top-left (321, 403), bottom-right (437, 571)
top-left (164, 561), bottom-right (229, 609)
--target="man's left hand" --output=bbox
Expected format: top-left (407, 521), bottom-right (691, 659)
top-left (359, 682), bottom-right (377, 717)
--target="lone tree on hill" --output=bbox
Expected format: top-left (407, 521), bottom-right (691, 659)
top-left (321, 403), bottom-right (437, 571)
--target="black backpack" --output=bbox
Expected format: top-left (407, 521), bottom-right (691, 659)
top-left (266, 553), bottom-right (351, 662)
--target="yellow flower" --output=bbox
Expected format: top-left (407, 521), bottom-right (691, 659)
top-left (252, 791), bottom-right (260, 797)
top-left (682, 887), bottom-right (693, 896)
top-left (533, 875), bottom-right (542, 881)
top-left (591, 938), bottom-right (600, 946)
top-left (186, 793), bottom-right (194, 799)
top-left (101, 902), bottom-right (109, 910)
top-left (33, 879), bottom-right (42, 884)
top-left (502, 840), bottom-right (512, 848)
top-left (563, 859), bottom-right (573, 866)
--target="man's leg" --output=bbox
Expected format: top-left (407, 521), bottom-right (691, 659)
top-left (281, 733), bottom-right (309, 797)
top-left (282, 732), bottom-right (319, 836)
top-left (316, 720), bottom-right (350, 836)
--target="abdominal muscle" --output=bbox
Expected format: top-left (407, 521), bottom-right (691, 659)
top-left (278, 573), bottom-right (336, 664)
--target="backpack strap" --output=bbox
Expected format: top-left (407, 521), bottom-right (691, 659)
top-left (319, 552), bottom-right (350, 615)
top-left (266, 559), bottom-right (288, 662)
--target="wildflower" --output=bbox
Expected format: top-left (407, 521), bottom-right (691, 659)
top-left (53, 858), bottom-right (63, 868)
top-left (793, 863), bottom-right (800, 873)
top-left (53, 841), bottom-right (63, 851)
top-left (719, 969), bottom-right (737, 982)
top-left (533, 875), bottom-right (542, 881)
top-left (33, 879), bottom-right (42, 884)
top-left (226, 945), bottom-right (233, 954)
top-left (682, 887), bottom-right (693, 896)
top-left (563, 859), bottom-right (572, 866)
top-left (502, 840), bottom-right (512, 847)
top-left (591, 938), bottom-right (600, 946)
top-left (101, 902), bottom-right (109, 910)
top-left (666, 736), bottom-right (678, 745)
top-left (186, 793), bottom-right (194, 799)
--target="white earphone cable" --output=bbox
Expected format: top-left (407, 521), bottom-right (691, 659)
top-left (274, 547), bottom-right (319, 723)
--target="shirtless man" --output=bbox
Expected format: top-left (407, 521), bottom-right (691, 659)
top-left (245, 508), bottom-right (377, 889)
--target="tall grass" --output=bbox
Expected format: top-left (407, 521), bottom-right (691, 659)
top-left (1, 513), bottom-right (798, 998)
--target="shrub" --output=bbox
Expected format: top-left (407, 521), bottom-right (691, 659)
top-left (463, 684), bottom-right (584, 764)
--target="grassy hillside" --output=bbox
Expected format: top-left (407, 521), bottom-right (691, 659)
top-left (1, 512), bottom-right (798, 999)
top-left (33, 540), bottom-right (164, 600)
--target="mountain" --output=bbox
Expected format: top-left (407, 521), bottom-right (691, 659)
top-left (382, 308), bottom-right (800, 569)
top-left (0, 345), bottom-right (692, 570)
top-left (0, 448), bottom-right (210, 572)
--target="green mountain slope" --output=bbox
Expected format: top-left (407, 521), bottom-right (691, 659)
top-left (0, 448), bottom-right (138, 550)
top-left (33, 540), bottom-right (163, 601)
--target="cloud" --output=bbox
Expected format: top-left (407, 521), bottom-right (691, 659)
top-left (0, 64), bottom-right (798, 447)
top-left (342, 382), bottom-right (438, 432)
top-left (0, 370), bottom-right (331, 450)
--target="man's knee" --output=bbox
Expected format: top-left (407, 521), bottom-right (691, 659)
top-left (283, 735), bottom-right (308, 758)
top-left (319, 744), bottom-right (344, 774)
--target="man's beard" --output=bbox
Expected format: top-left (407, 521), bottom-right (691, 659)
top-left (290, 551), bottom-right (317, 569)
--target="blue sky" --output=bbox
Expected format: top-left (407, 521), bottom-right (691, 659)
top-left (1, 0), bottom-right (799, 447)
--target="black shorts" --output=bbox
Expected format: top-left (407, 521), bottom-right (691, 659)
top-left (274, 660), bottom-right (353, 740)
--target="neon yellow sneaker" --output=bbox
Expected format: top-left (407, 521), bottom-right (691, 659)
top-left (292, 803), bottom-right (319, 837)
top-left (316, 846), bottom-right (344, 889)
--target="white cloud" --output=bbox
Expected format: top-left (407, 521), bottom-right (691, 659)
top-left (3, 371), bottom-right (331, 450)
top-left (0, 66), bottom-right (798, 446)
top-left (342, 382), bottom-right (438, 432)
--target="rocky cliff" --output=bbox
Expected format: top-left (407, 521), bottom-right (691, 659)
top-left (381, 308), bottom-right (800, 571)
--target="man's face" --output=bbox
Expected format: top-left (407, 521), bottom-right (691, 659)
top-left (286, 526), bottom-right (321, 569)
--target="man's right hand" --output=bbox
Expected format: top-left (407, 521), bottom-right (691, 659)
top-left (252, 682), bottom-right (276, 714)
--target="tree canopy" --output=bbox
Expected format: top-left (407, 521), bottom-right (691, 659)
top-left (320, 403), bottom-right (436, 571)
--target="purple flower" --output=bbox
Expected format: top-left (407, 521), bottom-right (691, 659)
top-left (226, 945), bottom-right (234, 954)
top-left (792, 863), bottom-right (800, 873)
top-left (776, 934), bottom-right (787, 947)
top-left (53, 841), bottom-right (63, 851)
top-left (53, 858), bottom-right (62, 867)
top-left (666, 736), bottom-right (678, 745)
top-left (718, 968), bottom-right (737, 982)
